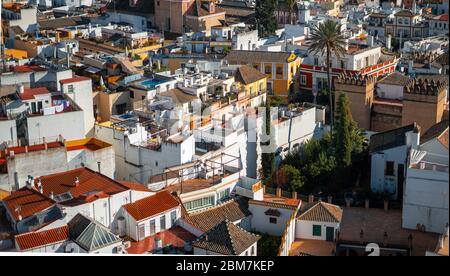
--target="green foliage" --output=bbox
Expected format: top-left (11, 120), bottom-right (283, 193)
top-left (271, 164), bottom-right (305, 191)
top-left (255, 233), bottom-right (281, 256)
top-left (307, 20), bottom-right (347, 132)
top-left (334, 93), bottom-right (353, 167)
top-left (222, 46), bottom-right (231, 54)
top-left (268, 95), bottom-right (285, 107)
top-left (335, 93), bottom-right (365, 167)
top-left (255, 0), bottom-right (277, 37)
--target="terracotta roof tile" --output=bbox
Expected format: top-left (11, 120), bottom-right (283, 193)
top-left (60, 76), bottom-right (91, 85)
top-left (17, 87), bottom-right (50, 101)
top-left (13, 65), bottom-right (46, 73)
top-left (119, 181), bottom-right (152, 192)
top-left (297, 201), bottom-right (343, 223)
top-left (15, 225), bottom-right (69, 251)
top-left (192, 220), bottom-right (260, 255)
top-left (235, 65), bottom-right (266, 85)
top-left (249, 193), bottom-right (301, 210)
top-left (433, 14), bottom-right (449, 21)
top-left (35, 168), bottom-right (129, 205)
top-left (2, 187), bottom-right (56, 221)
top-left (123, 191), bottom-right (180, 221)
top-left (378, 72), bottom-right (411, 86)
top-left (185, 197), bottom-right (251, 232)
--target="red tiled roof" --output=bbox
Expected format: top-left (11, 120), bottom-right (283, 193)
top-left (126, 226), bottom-right (196, 254)
top-left (123, 191), bottom-right (180, 221)
top-left (15, 225), bottom-right (69, 251)
top-left (433, 14), bottom-right (449, 21)
top-left (2, 188), bottom-right (56, 221)
top-left (119, 181), bottom-right (152, 193)
top-left (60, 76), bottom-right (91, 85)
top-left (249, 193), bottom-right (301, 210)
top-left (17, 87), bottom-right (50, 101)
top-left (13, 65), bottom-right (47, 73)
top-left (36, 168), bottom-right (129, 204)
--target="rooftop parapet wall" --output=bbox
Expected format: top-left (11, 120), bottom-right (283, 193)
top-left (335, 73), bottom-right (377, 94)
top-left (404, 78), bottom-right (448, 103)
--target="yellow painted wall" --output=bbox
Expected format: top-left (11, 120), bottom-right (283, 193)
top-left (5, 48), bottom-right (28, 59)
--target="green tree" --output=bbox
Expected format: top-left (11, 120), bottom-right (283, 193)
top-left (307, 20), bottom-right (346, 133)
top-left (285, 0), bottom-right (297, 25)
top-left (255, 0), bottom-right (277, 37)
top-left (261, 100), bottom-right (275, 181)
top-left (334, 93), bottom-right (352, 167)
top-left (271, 164), bottom-right (304, 191)
top-left (268, 95), bottom-right (286, 107)
top-left (334, 93), bottom-right (365, 167)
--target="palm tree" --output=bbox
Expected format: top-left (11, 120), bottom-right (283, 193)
top-left (286, 0), bottom-right (297, 24)
top-left (307, 20), bottom-right (346, 133)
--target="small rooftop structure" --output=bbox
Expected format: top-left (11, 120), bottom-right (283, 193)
top-left (192, 220), bottom-right (260, 255)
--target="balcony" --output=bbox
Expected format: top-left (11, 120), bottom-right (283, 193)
top-left (234, 177), bottom-right (264, 200)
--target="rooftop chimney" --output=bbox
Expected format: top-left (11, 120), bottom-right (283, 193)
top-left (74, 177), bottom-right (80, 187)
top-left (16, 83), bottom-right (24, 94)
top-left (308, 194), bottom-right (314, 203)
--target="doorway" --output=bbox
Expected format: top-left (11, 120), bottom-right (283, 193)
top-left (326, 227), bottom-right (335, 241)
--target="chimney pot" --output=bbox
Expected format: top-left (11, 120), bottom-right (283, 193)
top-left (308, 194), bottom-right (314, 203)
top-left (327, 196), bottom-right (332, 204)
top-left (276, 187), bottom-right (282, 197)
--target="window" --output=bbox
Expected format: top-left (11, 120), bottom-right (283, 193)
top-left (130, 90), bottom-right (134, 99)
top-left (276, 65), bottom-right (283, 77)
top-left (185, 196), bottom-right (214, 211)
top-left (155, 161), bottom-right (158, 167)
top-left (312, 225), bottom-right (322, 236)
top-left (251, 245), bottom-right (255, 256)
top-left (160, 215), bottom-right (166, 231)
top-left (157, 1), bottom-right (160, 6)
top-left (31, 102), bottom-right (37, 113)
top-left (149, 219), bottom-right (156, 235)
top-left (300, 75), bottom-right (307, 85)
top-left (68, 85), bottom-right (74, 93)
top-left (385, 161), bottom-right (395, 176)
top-left (170, 210), bottom-right (177, 225)
top-left (265, 65), bottom-right (271, 74)
top-left (269, 217), bottom-right (277, 224)
top-left (218, 188), bottom-right (230, 201)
